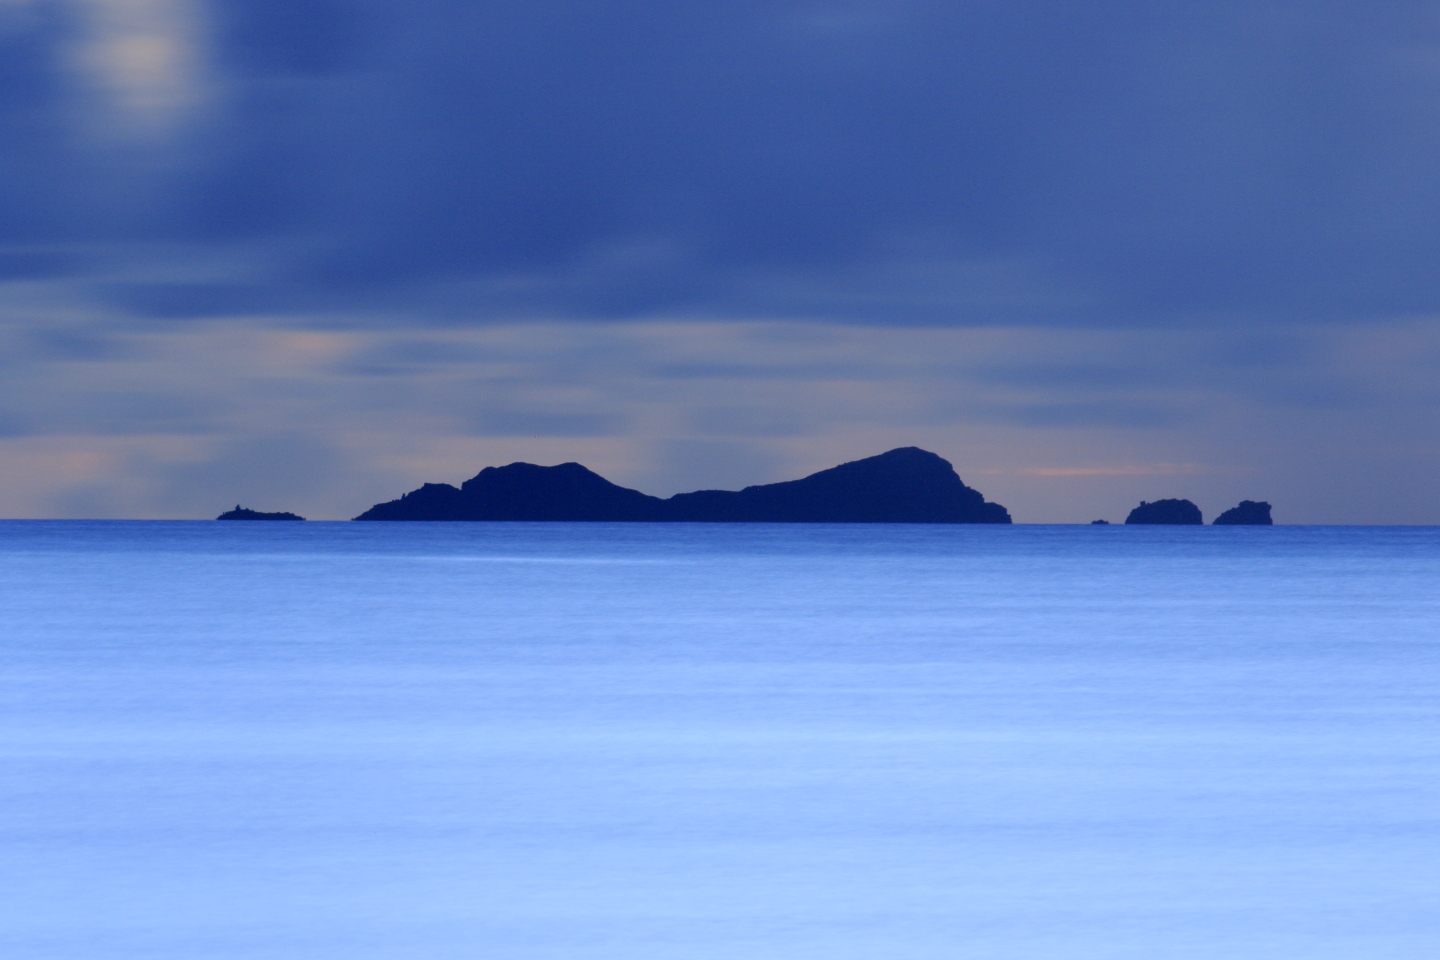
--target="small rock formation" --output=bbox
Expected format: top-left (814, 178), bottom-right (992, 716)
top-left (1124, 499), bottom-right (1202, 525)
top-left (1090, 519), bottom-right (1110, 524)
top-left (355, 447), bottom-right (1012, 523)
top-left (217, 505), bottom-right (306, 521)
top-left (1213, 500), bottom-right (1273, 525)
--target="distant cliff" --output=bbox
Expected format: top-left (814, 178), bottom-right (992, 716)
top-left (1124, 499), bottom-right (1202, 525)
top-left (1213, 500), bottom-right (1273, 525)
top-left (355, 447), bottom-right (1012, 523)
top-left (217, 505), bottom-right (306, 521)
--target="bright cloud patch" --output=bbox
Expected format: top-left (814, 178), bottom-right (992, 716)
top-left (67, 0), bottom-right (209, 137)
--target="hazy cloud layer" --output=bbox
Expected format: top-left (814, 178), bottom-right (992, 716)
top-left (2, 318), bottom-right (1437, 522)
top-left (3, 2), bottom-right (1440, 520)
top-left (4, 1), bottom-right (1440, 325)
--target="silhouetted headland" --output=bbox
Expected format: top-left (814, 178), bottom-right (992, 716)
top-left (1213, 500), bottom-right (1273, 525)
top-left (1124, 499), bottom-right (1202, 525)
top-left (355, 447), bottom-right (1012, 523)
top-left (217, 505), bottom-right (306, 521)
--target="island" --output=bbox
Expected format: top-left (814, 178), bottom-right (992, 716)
top-left (354, 447), bottom-right (1012, 523)
top-left (217, 505), bottom-right (306, 521)
top-left (1213, 500), bottom-right (1273, 525)
top-left (1124, 499), bottom-right (1202, 524)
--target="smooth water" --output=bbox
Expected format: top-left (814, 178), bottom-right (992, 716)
top-left (2, 521), bottom-right (1438, 959)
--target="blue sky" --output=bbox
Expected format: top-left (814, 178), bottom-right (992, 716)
top-left (2, 0), bottom-right (1439, 520)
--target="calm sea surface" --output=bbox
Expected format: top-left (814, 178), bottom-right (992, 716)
top-left (2, 521), bottom-right (1438, 959)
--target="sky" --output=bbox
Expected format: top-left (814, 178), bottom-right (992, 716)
top-left (2, 0), bottom-right (1439, 522)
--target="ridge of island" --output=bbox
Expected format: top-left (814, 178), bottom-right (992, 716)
top-left (354, 447), bottom-right (1012, 523)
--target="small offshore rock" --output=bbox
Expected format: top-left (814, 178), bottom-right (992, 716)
top-left (1124, 499), bottom-right (1202, 525)
top-left (217, 505), bottom-right (306, 521)
top-left (1213, 500), bottom-right (1273, 525)
top-left (1090, 519), bottom-right (1110, 525)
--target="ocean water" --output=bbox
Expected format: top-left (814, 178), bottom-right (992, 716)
top-left (2, 521), bottom-right (1438, 960)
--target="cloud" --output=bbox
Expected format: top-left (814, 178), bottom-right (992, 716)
top-left (1, 0), bottom-right (1439, 326)
top-left (0, 317), bottom-right (1435, 521)
top-left (67, 0), bottom-right (211, 138)
top-left (0, 249), bottom-right (87, 280)
top-left (465, 409), bottom-right (626, 438)
top-left (687, 405), bottom-right (810, 438)
top-left (3, 3), bottom-right (1440, 522)
top-left (1011, 464), bottom-right (1207, 477)
top-left (97, 281), bottom-right (283, 319)
top-left (981, 401), bottom-right (1194, 430)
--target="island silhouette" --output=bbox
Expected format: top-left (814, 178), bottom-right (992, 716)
top-left (217, 505), bottom-right (306, 521)
top-left (354, 447), bottom-right (1012, 523)
top-left (1213, 500), bottom-right (1273, 525)
top-left (215, 454), bottom-right (1277, 525)
top-left (1125, 499), bottom-right (1203, 524)
top-left (1119, 499), bottom-right (1275, 525)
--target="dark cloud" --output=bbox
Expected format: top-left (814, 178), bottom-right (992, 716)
top-left (331, 338), bottom-right (492, 375)
top-left (0, 410), bottom-right (29, 438)
top-left (465, 409), bottom-right (627, 437)
top-left (4, 0), bottom-right (1439, 326)
top-left (688, 405), bottom-right (810, 437)
top-left (37, 391), bottom-right (224, 436)
top-left (218, 0), bottom-right (373, 76)
top-left (21, 327), bottom-right (141, 361)
top-left (0, 5), bottom-right (74, 243)
top-left (96, 283), bottom-right (288, 320)
top-left (647, 361), bottom-right (873, 380)
top-left (986, 400), bottom-right (1195, 430)
top-left (968, 363), bottom-right (1166, 390)
top-left (0, 250), bottom-right (87, 281)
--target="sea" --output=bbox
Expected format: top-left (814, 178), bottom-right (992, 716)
top-left (2, 521), bottom-right (1438, 959)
